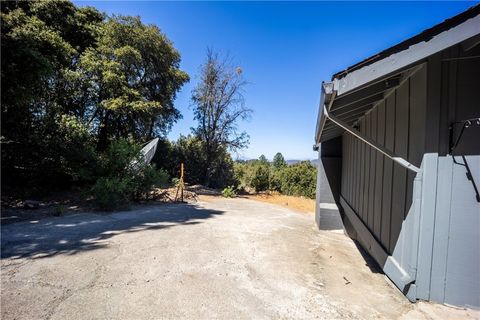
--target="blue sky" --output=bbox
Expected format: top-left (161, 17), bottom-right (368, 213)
top-left (75, 1), bottom-right (475, 160)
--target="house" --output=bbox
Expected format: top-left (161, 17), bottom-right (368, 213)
top-left (314, 5), bottom-right (480, 308)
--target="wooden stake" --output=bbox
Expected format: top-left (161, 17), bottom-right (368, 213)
top-left (180, 163), bottom-right (184, 202)
top-left (175, 162), bottom-right (185, 202)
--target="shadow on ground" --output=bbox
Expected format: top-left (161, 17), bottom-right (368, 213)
top-left (353, 240), bottom-right (383, 274)
top-left (1, 203), bottom-right (223, 260)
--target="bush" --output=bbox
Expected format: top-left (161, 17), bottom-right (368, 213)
top-left (53, 205), bottom-right (65, 217)
top-left (275, 161), bottom-right (316, 198)
top-left (155, 169), bottom-right (170, 188)
top-left (171, 177), bottom-right (180, 188)
top-left (91, 177), bottom-right (131, 211)
top-left (90, 139), bottom-right (170, 210)
top-left (96, 139), bottom-right (142, 178)
top-left (130, 166), bottom-right (170, 200)
top-left (234, 158), bottom-right (271, 192)
top-left (233, 158), bottom-right (317, 199)
top-left (249, 164), bottom-right (270, 192)
top-left (222, 186), bottom-right (237, 198)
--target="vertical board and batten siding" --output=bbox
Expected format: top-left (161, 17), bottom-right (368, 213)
top-left (391, 82), bottom-right (409, 251)
top-left (430, 45), bottom-right (480, 307)
top-left (324, 40), bottom-right (479, 307)
top-left (373, 102), bottom-right (385, 238)
top-left (340, 65), bottom-right (427, 255)
top-left (368, 109), bottom-right (377, 233)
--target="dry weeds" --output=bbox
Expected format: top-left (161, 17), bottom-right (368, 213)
top-left (242, 192), bottom-right (315, 214)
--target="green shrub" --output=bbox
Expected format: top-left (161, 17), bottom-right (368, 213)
top-left (269, 166), bottom-right (282, 192)
top-left (90, 139), bottom-right (171, 210)
top-left (222, 186), bottom-right (237, 198)
top-left (275, 161), bottom-right (316, 198)
top-left (53, 204), bottom-right (65, 216)
top-left (130, 166), bottom-right (169, 200)
top-left (233, 158), bottom-right (317, 199)
top-left (137, 167), bottom-right (170, 198)
top-left (91, 177), bottom-right (131, 211)
top-left (55, 115), bottom-right (98, 182)
top-left (171, 177), bottom-right (180, 188)
top-left (155, 169), bottom-right (170, 188)
top-left (250, 164), bottom-right (270, 192)
top-left (97, 139), bottom-right (142, 178)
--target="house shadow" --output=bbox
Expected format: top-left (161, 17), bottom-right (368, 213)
top-left (352, 240), bottom-right (383, 274)
top-left (1, 203), bottom-right (223, 260)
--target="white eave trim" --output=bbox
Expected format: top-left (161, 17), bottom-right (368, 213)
top-left (314, 82), bottom-right (334, 145)
top-left (333, 14), bottom-right (480, 96)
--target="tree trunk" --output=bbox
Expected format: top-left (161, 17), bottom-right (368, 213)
top-left (203, 142), bottom-right (212, 187)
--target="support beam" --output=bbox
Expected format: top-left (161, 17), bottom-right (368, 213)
top-left (324, 103), bottom-right (422, 173)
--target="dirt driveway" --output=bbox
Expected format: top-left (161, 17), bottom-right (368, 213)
top-left (1, 197), bottom-right (476, 319)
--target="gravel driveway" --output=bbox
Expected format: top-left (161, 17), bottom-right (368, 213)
top-left (1, 198), bottom-right (476, 319)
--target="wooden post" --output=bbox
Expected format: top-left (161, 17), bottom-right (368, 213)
top-left (180, 163), bottom-right (184, 202)
top-left (175, 162), bottom-right (185, 202)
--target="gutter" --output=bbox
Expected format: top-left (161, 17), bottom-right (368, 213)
top-left (314, 82), bottom-right (335, 147)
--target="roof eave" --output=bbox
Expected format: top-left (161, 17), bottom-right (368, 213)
top-left (332, 14), bottom-right (480, 97)
top-left (314, 82), bottom-right (334, 145)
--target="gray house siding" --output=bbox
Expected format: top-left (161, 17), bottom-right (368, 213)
top-left (430, 155), bottom-right (480, 308)
top-left (428, 43), bottom-right (480, 307)
top-left (340, 65), bottom-right (427, 254)
top-left (318, 38), bottom-right (480, 307)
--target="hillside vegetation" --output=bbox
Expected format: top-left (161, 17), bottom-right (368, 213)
top-left (233, 153), bottom-right (317, 199)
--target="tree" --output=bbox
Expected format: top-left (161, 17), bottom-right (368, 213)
top-left (79, 15), bottom-right (189, 150)
top-left (1, 1), bottom-right (103, 117)
top-left (173, 135), bottom-right (207, 185)
top-left (273, 152), bottom-right (286, 168)
top-left (1, 1), bottom-right (189, 193)
top-left (259, 155), bottom-right (269, 165)
top-left (191, 49), bottom-right (252, 186)
top-left (1, 0), bottom-right (104, 190)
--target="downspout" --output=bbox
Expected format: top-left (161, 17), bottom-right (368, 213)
top-left (314, 82), bottom-right (335, 148)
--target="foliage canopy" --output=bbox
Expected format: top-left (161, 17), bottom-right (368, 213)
top-left (234, 156), bottom-right (317, 199)
top-left (1, 0), bottom-right (188, 192)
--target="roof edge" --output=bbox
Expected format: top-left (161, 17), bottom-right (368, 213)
top-left (332, 4), bottom-right (480, 81)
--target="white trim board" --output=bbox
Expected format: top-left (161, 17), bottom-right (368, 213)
top-left (333, 14), bottom-right (480, 96)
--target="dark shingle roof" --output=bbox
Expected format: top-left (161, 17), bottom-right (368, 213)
top-left (332, 4), bottom-right (480, 80)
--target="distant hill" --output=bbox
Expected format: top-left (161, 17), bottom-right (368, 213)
top-left (285, 160), bottom-right (301, 165)
top-left (235, 158), bottom-right (320, 167)
top-left (286, 159), bottom-right (319, 167)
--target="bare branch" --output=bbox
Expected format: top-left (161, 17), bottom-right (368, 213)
top-left (191, 49), bottom-right (252, 183)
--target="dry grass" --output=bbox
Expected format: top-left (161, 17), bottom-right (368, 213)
top-left (190, 186), bottom-right (315, 214)
top-left (243, 192), bottom-right (315, 214)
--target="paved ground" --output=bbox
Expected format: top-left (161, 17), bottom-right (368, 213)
top-left (1, 198), bottom-right (477, 319)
